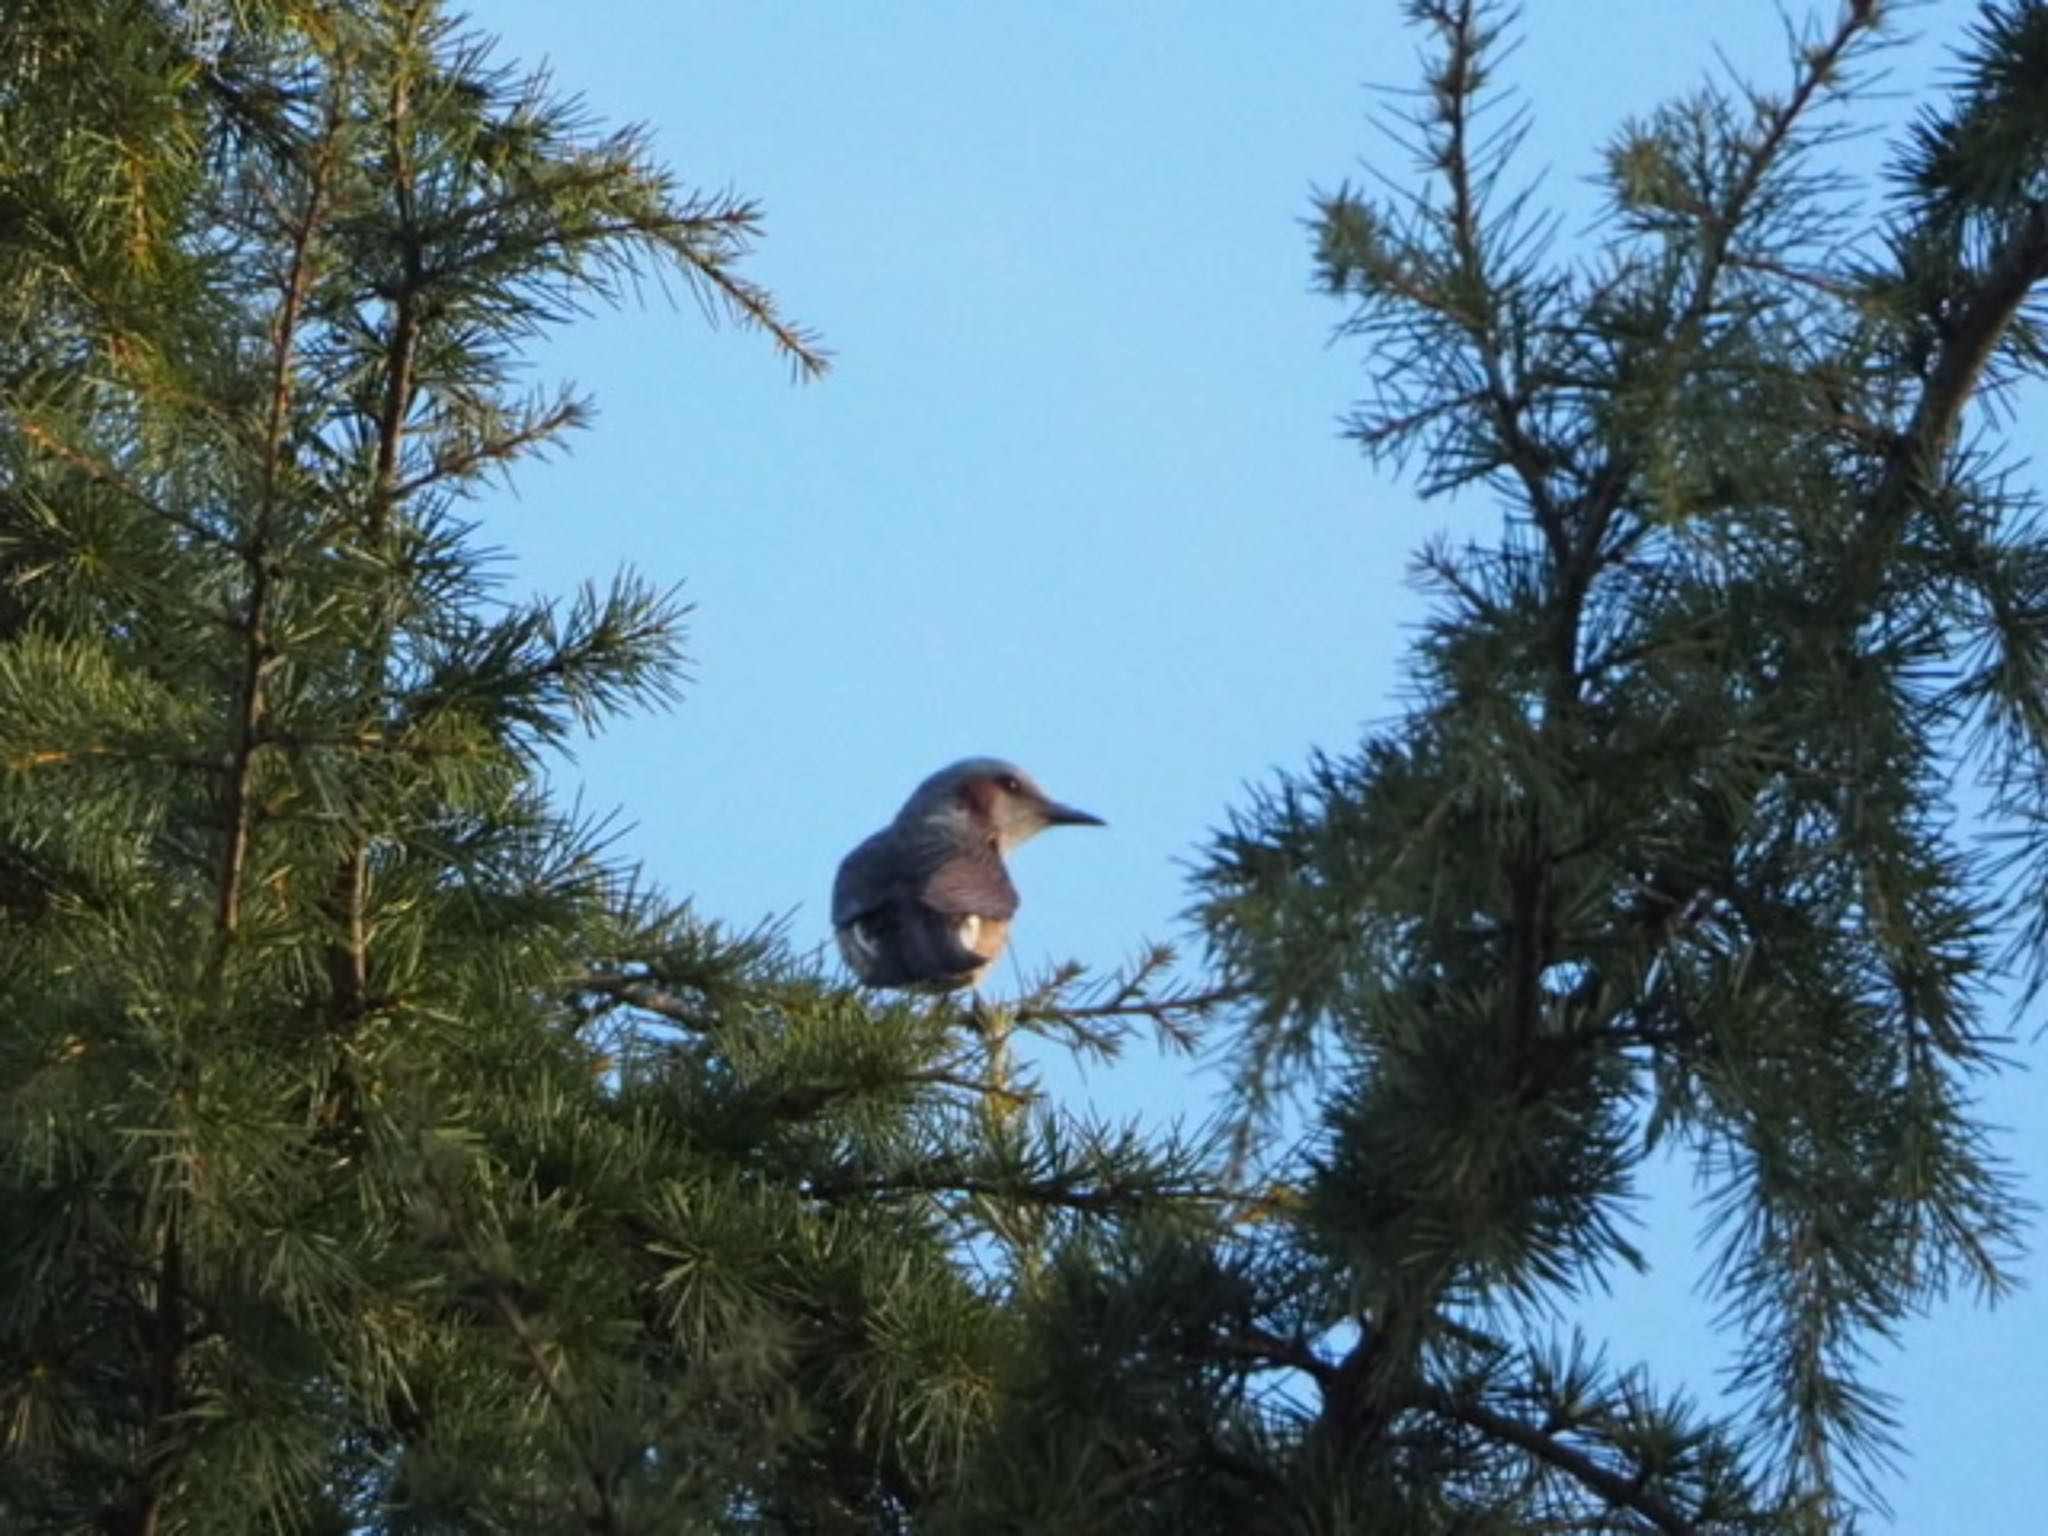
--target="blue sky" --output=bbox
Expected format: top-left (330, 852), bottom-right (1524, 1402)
top-left (473, 1), bottom-right (2037, 1526)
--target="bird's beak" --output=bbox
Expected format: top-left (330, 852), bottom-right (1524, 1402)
top-left (1044, 800), bottom-right (1106, 828)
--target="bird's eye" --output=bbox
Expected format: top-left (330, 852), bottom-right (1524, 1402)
top-left (999, 775), bottom-right (1023, 794)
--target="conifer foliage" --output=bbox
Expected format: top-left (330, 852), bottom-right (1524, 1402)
top-left (6, 2), bottom-right (2047, 1535)
top-left (1182, 1), bottom-right (2041, 1531)
top-left (935, 4), bottom-right (2048, 1535)
top-left (0, 4), bottom-right (1210, 1532)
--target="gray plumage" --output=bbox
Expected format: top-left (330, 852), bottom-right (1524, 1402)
top-left (832, 758), bottom-right (1104, 990)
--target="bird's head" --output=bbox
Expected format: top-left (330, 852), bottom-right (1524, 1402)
top-left (899, 757), bottom-right (1105, 852)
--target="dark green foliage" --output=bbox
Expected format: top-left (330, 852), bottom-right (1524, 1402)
top-left (0, 5), bottom-right (1214, 1533)
top-left (1173, 1), bottom-right (2041, 1531)
top-left (8, 3), bottom-right (2045, 1534)
top-left (875, 4), bottom-right (2048, 1535)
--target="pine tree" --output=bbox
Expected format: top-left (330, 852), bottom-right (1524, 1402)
top-left (942, 3), bottom-right (2048, 1533)
top-left (0, 4), bottom-right (1216, 1532)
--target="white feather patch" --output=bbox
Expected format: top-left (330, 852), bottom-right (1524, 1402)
top-left (838, 921), bottom-right (880, 973)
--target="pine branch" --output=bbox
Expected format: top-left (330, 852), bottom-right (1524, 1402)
top-left (809, 1170), bottom-right (1176, 1218)
top-left (674, 241), bottom-right (832, 383)
top-left (564, 970), bottom-right (720, 1033)
top-left (386, 397), bottom-right (585, 500)
top-left (411, 1141), bottom-right (630, 1536)
top-left (112, 61), bottom-right (347, 1536)
top-left (1414, 1383), bottom-right (1702, 1536)
top-left (1427, 0), bottom-right (1566, 548)
top-left (16, 420), bottom-right (232, 552)
top-left (1012, 981), bottom-right (1249, 1032)
top-left (214, 95), bottom-right (343, 951)
top-left (96, 1219), bottom-right (186, 1536)
top-left (1858, 197), bottom-right (2048, 594)
top-left (1002, 948), bottom-right (1232, 1060)
top-left (1569, 0), bottom-right (1881, 644)
top-left (323, 26), bottom-right (430, 1032)
top-left (1208, 1325), bottom-right (1336, 1387)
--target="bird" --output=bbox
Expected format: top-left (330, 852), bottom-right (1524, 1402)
top-left (832, 758), bottom-right (1104, 991)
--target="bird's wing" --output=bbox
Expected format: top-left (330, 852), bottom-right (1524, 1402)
top-left (832, 830), bottom-right (1019, 989)
top-left (920, 842), bottom-right (1019, 920)
top-left (831, 830), bottom-right (900, 929)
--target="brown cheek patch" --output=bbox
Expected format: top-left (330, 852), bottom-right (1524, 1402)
top-left (958, 778), bottom-right (995, 817)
